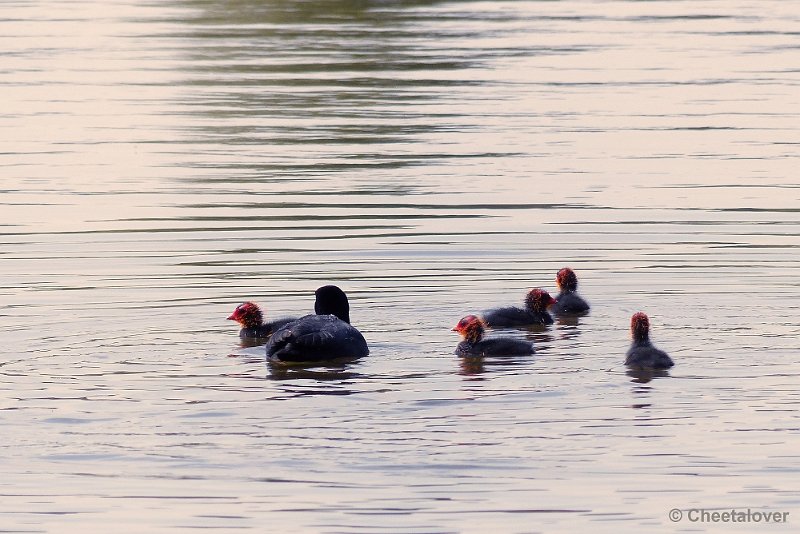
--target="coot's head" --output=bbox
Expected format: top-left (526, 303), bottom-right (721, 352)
top-left (452, 315), bottom-right (485, 343)
top-left (556, 267), bottom-right (579, 292)
top-left (227, 302), bottom-right (263, 328)
top-left (631, 312), bottom-right (650, 342)
top-left (315, 285), bottom-right (351, 324)
top-left (525, 288), bottom-right (556, 313)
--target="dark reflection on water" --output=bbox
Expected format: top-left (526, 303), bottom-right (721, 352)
top-left (267, 355), bottom-right (363, 381)
top-left (175, 0), bottom-right (486, 152)
top-left (626, 367), bottom-right (671, 384)
top-left (183, 0), bottom-right (452, 25)
top-left (457, 353), bottom-right (537, 377)
top-left (268, 366), bottom-right (362, 386)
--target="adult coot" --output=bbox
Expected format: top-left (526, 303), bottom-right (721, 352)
top-left (265, 285), bottom-right (369, 363)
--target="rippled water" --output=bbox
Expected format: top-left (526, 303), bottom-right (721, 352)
top-left (2, 0), bottom-right (799, 532)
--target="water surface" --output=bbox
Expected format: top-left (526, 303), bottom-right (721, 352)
top-left (2, 0), bottom-right (799, 532)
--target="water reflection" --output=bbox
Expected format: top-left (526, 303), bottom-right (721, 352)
top-left (458, 354), bottom-right (485, 376)
top-left (226, 349), bottom-right (364, 387)
top-left (554, 314), bottom-right (583, 341)
top-left (267, 356), bottom-right (362, 381)
top-left (227, 353), bottom-right (264, 366)
top-left (458, 353), bottom-right (541, 377)
top-left (178, 0), bottom-right (481, 133)
top-left (184, 0), bottom-right (452, 26)
top-left (238, 337), bottom-right (266, 349)
top-left (457, 346), bottom-right (547, 377)
top-left (627, 367), bottom-right (671, 384)
top-left (167, 0), bottom-right (525, 259)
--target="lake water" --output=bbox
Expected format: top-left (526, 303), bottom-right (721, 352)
top-left (2, 0), bottom-right (799, 532)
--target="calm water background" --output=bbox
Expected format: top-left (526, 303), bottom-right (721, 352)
top-left (2, 0), bottom-right (799, 532)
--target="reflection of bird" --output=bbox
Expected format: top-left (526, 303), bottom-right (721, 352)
top-left (482, 288), bottom-right (555, 327)
top-left (551, 267), bottom-right (590, 315)
top-left (227, 302), bottom-right (297, 339)
top-left (265, 285), bottom-right (369, 363)
top-left (625, 312), bottom-right (674, 369)
top-left (452, 315), bottom-right (534, 356)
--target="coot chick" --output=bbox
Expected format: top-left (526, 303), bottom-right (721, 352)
top-left (482, 288), bottom-right (555, 327)
top-left (227, 302), bottom-right (297, 339)
top-left (265, 285), bottom-right (369, 363)
top-left (551, 267), bottom-right (590, 315)
top-left (452, 315), bottom-right (534, 356)
top-left (625, 312), bottom-right (674, 369)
